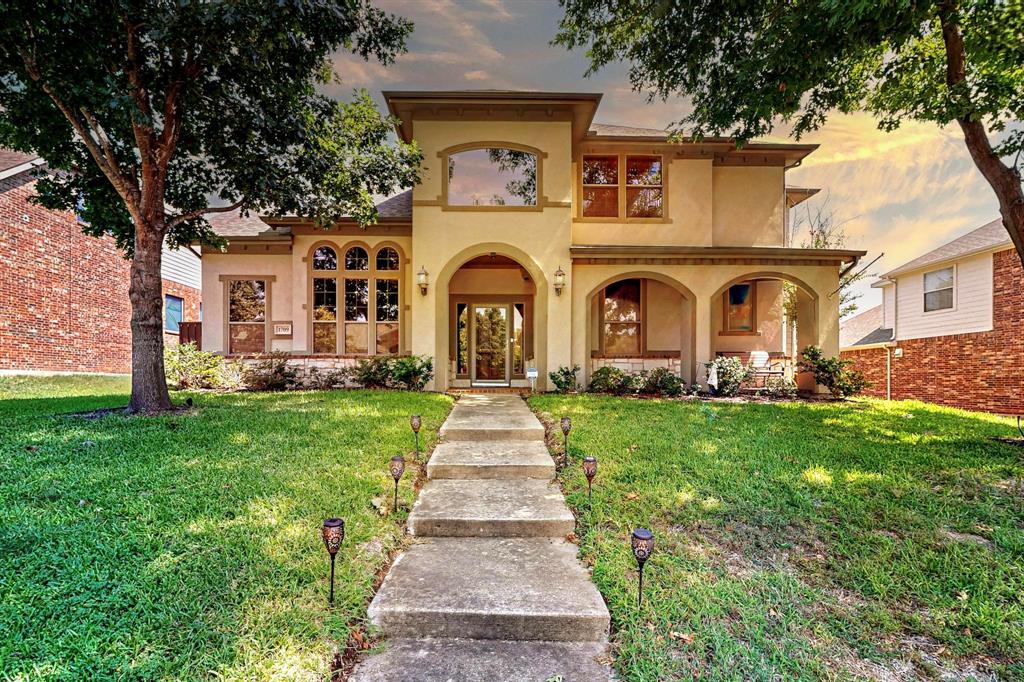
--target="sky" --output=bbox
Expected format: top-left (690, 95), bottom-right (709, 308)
top-left (329, 0), bottom-right (1003, 314)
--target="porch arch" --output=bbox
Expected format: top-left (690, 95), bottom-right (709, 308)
top-left (434, 242), bottom-right (549, 390)
top-left (583, 271), bottom-right (698, 385)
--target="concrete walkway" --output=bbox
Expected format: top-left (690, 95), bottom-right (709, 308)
top-left (352, 394), bottom-right (612, 681)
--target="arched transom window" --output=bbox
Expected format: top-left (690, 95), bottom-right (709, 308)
top-left (310, 243), bottom-right (402, 355)
top-left (447, 147), bottom-right (538, 207)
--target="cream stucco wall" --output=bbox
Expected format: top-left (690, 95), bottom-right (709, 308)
top-left (712, 167), bottom-right (786, 247)
top-left (201, 252), bottom-right (293, 353)
top-left (710, 279), bottom-right (786, 354)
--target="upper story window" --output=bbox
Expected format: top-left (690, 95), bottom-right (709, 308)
top-left (582, 154), bottom-right (664, 219)
top-left (447, 147), bottom-right (537, 207)
top-left (923, 266), bottom-right (954, 312)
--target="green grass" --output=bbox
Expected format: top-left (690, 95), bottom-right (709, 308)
top-left (0, 376), bottom-right (452, 680)
top-left (530, 395), bottom-right (1024, 681)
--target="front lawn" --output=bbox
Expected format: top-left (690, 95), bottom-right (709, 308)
top-left (0, 377), bottom-right (452, 680)
top-left (530, 395), bottom-right (1024, 681)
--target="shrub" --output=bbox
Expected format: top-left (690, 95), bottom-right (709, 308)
top-left (548, 365), bottom-right (580, 393)
top-left (588, 366), bottom-right (627, 394)
top-left (798, 346), bottom-right (870, 398)
top-left (243, 352), bottom-right (300, 391)
top-left (351, 356), bottom-right (393, 389)
top-left (390, 355), bottom-right (434, 391)
top-left (641, 367), bottom-right (685, 397)
top-left (706, 356), bottom-right (755, 397)
top-left (164, 343), bottom-right (236, 390)
top-left (763, 374), bottom-right (798, 399)
top-left (304, 367), bottom-right (351, 390)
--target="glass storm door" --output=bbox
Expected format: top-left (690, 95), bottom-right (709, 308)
top-left (471, 304), bottom-right (510, 385)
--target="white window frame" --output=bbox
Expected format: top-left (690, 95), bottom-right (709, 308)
top-left (922, 265), bottom-right (956, 314)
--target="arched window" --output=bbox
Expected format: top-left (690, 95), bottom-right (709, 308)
top-left (310, 243), bottom-right (403, 356)
top-left (447, 147), bottom-right (537, 206)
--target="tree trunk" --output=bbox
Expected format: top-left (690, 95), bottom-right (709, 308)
top-left (127, 217), bottom-right (173, 414)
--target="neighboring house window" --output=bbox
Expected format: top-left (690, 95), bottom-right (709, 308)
top-left (164, 294), bottom-right (183, 333)
top-left (447, 147), bottom-right (537, 206)
top-left (582, 154), bottom-right (664, 219)
top-left (602, 279), bottom-right (643, 354)
top-left (228, 280), bottom-right (267, 353)
top-left (924, 266), bottom-right (954, 312)
top-left (724, 282), bottom-right (756, 332)
top-left (309, 244), bottom-right (402, 355)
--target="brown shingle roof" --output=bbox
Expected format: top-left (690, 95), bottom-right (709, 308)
top-left (375, 189), bottom-right (412, 219)
top-left (883, 219), bottom-right (1011, 277)
top-left (0, 149), bottom-right (40, 174)
top-left (839, 305), bottom-right (893, 348)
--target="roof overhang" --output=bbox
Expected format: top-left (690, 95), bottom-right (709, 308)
top-left (786, 187), bottom-right (821, 207)
top-left (383, 90), bottom-right (602, 144)
top-left (882, 241), bottom-right (1014, 279)
top-left (570, 244), bottom-right (864, 264)
top-left (581, 136), bottom-right (819, 166)
top-left (0, 157), bottom-right (45, 181)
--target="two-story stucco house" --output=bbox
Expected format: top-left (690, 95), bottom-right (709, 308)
top-left (200, 90), bottom-right (863, 392)
top-left (841, 219), bottom-right (1022, 414)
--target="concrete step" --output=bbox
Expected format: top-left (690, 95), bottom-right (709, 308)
top-left (350, 638), bottom-right (615, 681)
top-left (367, 537), bottom-right (609, 642)
top-left (427, 440), bottom-right (555, 480)
top-left (408, 479), bottom-right (574, 537)
top-left (439, 394), bottom-right (546, 442)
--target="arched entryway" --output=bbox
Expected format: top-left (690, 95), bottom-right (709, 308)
top-left (435, 245), bottom-right (548, 390)
top-left (584, 272), bottom-right (697, 385)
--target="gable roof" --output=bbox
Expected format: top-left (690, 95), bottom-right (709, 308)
top-left (880, 219), bottom-right (1011, 280)
top-left (839, 305), bottom-right (893, 348)
top-left (0, 149), bottom-right (44, 181)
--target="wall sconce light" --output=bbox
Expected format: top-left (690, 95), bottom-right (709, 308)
top-left (417, 266), bottom-right (429, 295)
top-left (321, 517), bottom-right (345, 605)
top-left (553, 266), bottom-right (566, 296)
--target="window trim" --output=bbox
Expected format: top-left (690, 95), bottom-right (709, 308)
top-left (577, 152), bottom-right (670, 223)
top-left (164, 294), bottom-right (184, 334)
top-left (306, 240), bottom-right (405, 356)
top-left (720, 281), bottom-right (760, 336)
top-left (219, 274), bottom-right (275, 354)
top-left (429, 141), bottom-right (552, 212)
top-left (922, 265), bottom-right (956, 314)
top-left (597, 278), bottom-right (647, 357)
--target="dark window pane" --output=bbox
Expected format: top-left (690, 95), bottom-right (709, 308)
top-left (164, 295), bottom-right (183, 332)
top-left (583, 155), bottom-right (618, 185)
top-left (229, 280), bottom-right (265, 322)
top-left (604, 323), bottom-right (640, 355)
top-left (312, 246), bottom-right (337, 270)
top-left (313, 323), bottom-right (336, 353)
top-left (313, 278), bottom-right (337, 321)
top-left (582, 187), bottom-right (618, 217)
top-left (345, 247), bottom-right (368, 271)
top-left (513, 303), bottom-right (525, 374)
top-left (345, 279), bottom-right (368, 322)
top-left (457, 303), bottom-right (468, 375)
top-left (376, 247), bottom-right (400, 271)
top-left (375, 279), bottom-right (399, 322)
top-left (376, 323), bottom-right (399, 354)
top-left (448, 148), bottom-right (537, 206)
top-left (626, 156), bottom-right (662, 185)
top-left (924, 289), bottom-right (954, 312)
top-left (604, 279), bottom-right (641, 322)
top-left (726, 284), bottom-right (755, 331)
top-left (626, 188), bottom-right (663, 218)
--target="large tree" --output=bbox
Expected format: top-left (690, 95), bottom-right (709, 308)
top-left (0, 1), bottom-right (420, 413)
top-left (556, 0), bottom-right (1024, 266)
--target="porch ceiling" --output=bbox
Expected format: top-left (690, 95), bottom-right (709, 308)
top-left (569, 244), bottom-right (865, 265)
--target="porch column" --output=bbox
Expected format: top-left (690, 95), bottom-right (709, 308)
top-left (693, 295), bottom-right (713, 386)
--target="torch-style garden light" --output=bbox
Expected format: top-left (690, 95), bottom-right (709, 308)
top-left (631, 527), bottom-right (655, 608)
top-left (560, 416), bottom-right (572, 462)
top-left (582, 456), bottom-right (597, 503)
top-left (321, 517), bottom-right (345, 606)
top-left (389, 454), bottom-right (406, 512)
top-left (410, 415), bottom-right (422, 456)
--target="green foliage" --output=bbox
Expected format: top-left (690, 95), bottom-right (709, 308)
top-left (0, 376), bottom-right (452, 679)
top-left (351, 355), bottom-right (434, 391)
top-left (530, 393), bottom-right (1024, 679)
top-left (763, 374), bottom-right (799, 400)
top-left (549, 364), bottom-right (580, 393)
top-left (303, 367), bottom-right (351, 391)
top-left (641, 367), bottom-right (685, 397)
top-left (243, 352), bottom-right (300, 392)
top-left (706, 356), bottom-right (755, 397)
top-left (588, 366), bottom-right (685, 397)
top-left (588, 366), bottom-right (627, 394)
top-left (164, 342), bottom-right (240, 390)
top-left (799, 345), bottom-right (870, 398)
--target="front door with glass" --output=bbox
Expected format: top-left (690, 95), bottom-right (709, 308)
top-left (471, 304), bottom-right (510, 385)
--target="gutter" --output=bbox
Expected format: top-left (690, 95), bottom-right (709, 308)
top-left (0, 158), bottom-right (46, 182)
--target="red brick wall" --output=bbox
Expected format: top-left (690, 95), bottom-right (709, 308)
top-left (1, 171), bottom-right (201, 373)
top-left (162, 278), bottom-right (202, 347)
top-left (842, 248), bottom-right (1023, 415)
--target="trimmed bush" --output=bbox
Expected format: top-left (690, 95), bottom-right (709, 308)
top-left (390, 355), bottom-right (434, 391)
top-left (243, 352), bottom-right (300, 391)
top-left (799, 346), bottom-right (869, 398)
top-left (548, 365), bottom-right (580, 393)
top-left (763, 374), bottom-right (798, 399)
top-left (588, 366), bottom-right (627, 394)
top-left (164, 343), bottom-right (239, 390)
top-left (706, 356), bottom-right (755, 397)
top-left (304, 367), bottom-right (351, 390)
top-left (641, 367), bottom-right (685, 397)
top-left (589, 366), bottom-right (685, 397)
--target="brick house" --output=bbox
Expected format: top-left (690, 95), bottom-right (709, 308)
top-left (840, 219), bottom-right (1022, 415)
top-left (0, 149), bottom-right (202, 375)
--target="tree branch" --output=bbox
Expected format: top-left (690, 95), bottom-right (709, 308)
top-left (166, 198), bottom-right (247, 230)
